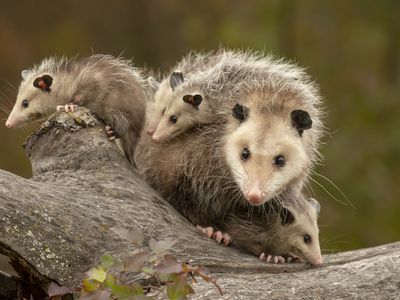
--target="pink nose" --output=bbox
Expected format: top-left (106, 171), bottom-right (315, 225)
top-left (245, 190), bottom-right (263, 205)
top-left (313, 258), bottom-right (323, 267)
top-left (146, 127), bottom-right (155, 136)
top-left (5, 120), bottom-right (12, 128)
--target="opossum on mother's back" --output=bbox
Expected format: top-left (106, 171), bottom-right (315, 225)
top-left (6, 54), bottom-right (147, 165)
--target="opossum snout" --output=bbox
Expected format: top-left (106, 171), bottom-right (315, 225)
top-left (146, 127), bottom-right (155, 136)
top-left (314, 258), bottom-right (323, 267)
top-left (244, 181), bottom-right (265, 205)
top-left (245, 189), bottom-right (263, 205)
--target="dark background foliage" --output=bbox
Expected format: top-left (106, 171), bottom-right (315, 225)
top-left (0, 0), bottom-right (399, 252)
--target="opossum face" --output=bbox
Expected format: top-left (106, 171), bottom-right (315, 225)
top-left (146, 78), bottom-right (176, 137)
top-left (151, 93), bottom-right (204, 142)
top-left (278, 198), bottom-right (322, 266)
top-left (225, 113), bottom-right (311, 205)
top-left (6, 72), bottom-right (55, 128)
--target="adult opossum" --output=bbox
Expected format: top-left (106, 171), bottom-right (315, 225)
top-left (136, 50), bottom-right (324, 226)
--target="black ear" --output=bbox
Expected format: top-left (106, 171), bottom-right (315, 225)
top-left (291, 109), bottom-right (312, 136)
top-left (33, 74), bottom-right (53, 92)
top-left (183, 94), bottom-right (203, 108)
top-left (232, 104), bottom-right (249, 123)
top-left (280, 207), bottom-right (296, 225)
top-left (170, 71), bottom-right (184, 91)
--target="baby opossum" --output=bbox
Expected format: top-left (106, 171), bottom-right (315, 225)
top-left (5, 54), bottom-right (147, 165)
top-left (146, 52), bottom-right (227, 141)
top-left (136, 50), bottom-right (324, 224)
top-left (147, 50), bottom-right (322, 145)
top-left (212, 195), bottom-right (323, 267)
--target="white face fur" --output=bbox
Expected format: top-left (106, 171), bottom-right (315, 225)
top-left (6, 70), bottom-right (56, 128)
top-left (225, 112), bottom-right (311, 205)
top-left (278, 197), bottom-right (322, 266)
top-left (151, 90), bottom-right (205, 142)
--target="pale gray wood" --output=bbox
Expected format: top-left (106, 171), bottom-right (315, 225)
top-left (0, 108), bottom-right (399, 299)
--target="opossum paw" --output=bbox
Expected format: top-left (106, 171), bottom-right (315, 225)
top-left (196, 225), bottom-right (214, 238)
top-left (56, 104), bottom-right (78, 113)
top-left (212, 231), bottom-right (231, 246)
top-left (260, 253), bottom-right (286, 264)
top-left (105, 125), bottom-right (116, 141)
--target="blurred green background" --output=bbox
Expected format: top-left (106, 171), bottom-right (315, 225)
top-left (0, 1), bottom-right (399, 252)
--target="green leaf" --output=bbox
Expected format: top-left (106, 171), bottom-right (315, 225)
top-left (104, 273), bottom-right (116, 289)
top-left (123, 251), bottom-right (150, 272)
top-left (154, 255), bottom-right (182, 274)
top-left (141, 266), bottom-right (155, 276)
top-left (86, 266), bottom-right (107, 283)
top-left (158, 272), bottom-right (179, 283)
top-left (110, 226), bottom-right (144, 246)
top-left (101, 255), bottom-right (114, 269)
top-left (111, 283), bottom-right (144, 300)
top-left (148, 238), bottom-right (177, 254)
top-left (82, 278), bottom-right (101, 292)
top-left (167, 275), bottom-right (194, 300)
top-left (79, 289), bottom-right (111, 300)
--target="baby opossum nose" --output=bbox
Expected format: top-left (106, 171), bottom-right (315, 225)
top-left (313, 257), bottom-right (323, 267)
top-left (5, 120), bottom-right (12, 128)
top-left (245, 190), bottom-right (263, 205)
top-left (146, 127), bottom-right (155, 136)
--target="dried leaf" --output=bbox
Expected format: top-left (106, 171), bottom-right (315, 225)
top-left (124, 251), bottom-right (150, 272)
top-left (148, 238), bottom-right (177, 254)
top-left (110, 226), bottom-right (144, 246)
top-left (86, 266), bottom-right (107, 283)
top-left (155, 255), bottom-right (182, 274)
top-left (47, 282), bottom-right (72, 297)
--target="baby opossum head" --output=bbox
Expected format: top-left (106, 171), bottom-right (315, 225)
top-left (6, 70), bottom-right (58, 128)
top-left (274, 197), bottom-right (322, 266)
top-left (148, 71), bottom-right (209, 143)
top-left (225, 104), bottom-right (313, 205)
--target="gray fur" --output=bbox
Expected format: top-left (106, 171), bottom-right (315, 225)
top-left (218, 194), bottom-right (322, 266)
top-left (10, 54), bottom-right (147, 165)
top-left (137, 50), bottom-right (324, 225)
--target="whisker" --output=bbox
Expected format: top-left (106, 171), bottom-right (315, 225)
top-left (311, 170), bottom-right (355, 209)
top-left (309, 177), bottom-right (349, 207)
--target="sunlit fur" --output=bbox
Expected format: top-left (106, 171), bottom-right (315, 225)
top-left (136, 49), bottom-right (324, 223)
top-left (148, 49), bottom-right (324, 148)
top-left (222, 195), bottom-right (323, 266)
top-left (6, 54), bottom-right (147, 164)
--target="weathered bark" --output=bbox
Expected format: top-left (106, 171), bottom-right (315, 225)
top-left (0, 108), bottom-right (399, 299)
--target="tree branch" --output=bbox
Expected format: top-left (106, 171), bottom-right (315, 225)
top-left (0, 108), bottom-right (399, 299)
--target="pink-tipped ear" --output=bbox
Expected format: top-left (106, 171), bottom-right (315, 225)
top-left (33, 75), bottom-right (53, 92)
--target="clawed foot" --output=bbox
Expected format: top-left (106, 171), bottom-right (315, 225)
top-left (259, 252), bottom-right (287, 264)
top-left (196, 225), bottom-right (231, 246)
top-left (105, 125), bottom-right (116, 141)
top-left (56, 104), bottom-right (78, 113)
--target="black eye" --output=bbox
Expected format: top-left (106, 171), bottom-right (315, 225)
top-left (170, 115), bottom-right (177, 124)
top-left (274, 155), bottom-right (285, 167)
top-left (304, 234), bottom-right (312, 244)
top-left (22, 99), bottom-right (29, 108)
top-left (241, 148), bottom-right (251, 161)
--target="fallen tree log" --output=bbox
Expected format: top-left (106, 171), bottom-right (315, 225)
top-left (0, 108), bottom-right (399, 299)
